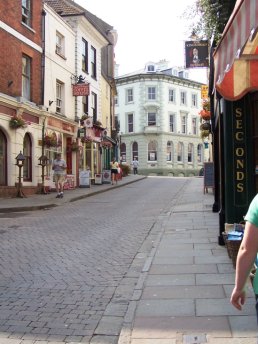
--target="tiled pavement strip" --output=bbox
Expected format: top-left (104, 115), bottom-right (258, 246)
top-left (0, 176), bottom-right (257, 344)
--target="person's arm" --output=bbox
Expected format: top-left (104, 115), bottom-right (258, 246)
top-left (230, 221), bottom-right (258, 310)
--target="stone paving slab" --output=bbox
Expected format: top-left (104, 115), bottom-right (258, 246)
top-left (144, 274), bottom-right (196, 287)
top-left (135, 300), bottom-right (195, 317)
top-left (149, 264), bottom-right (218, 274)
top-left (196, 298), bottom-right (256, 316)
top-left (131, 316), bottom-right (231, 339)
top-left (142, 285), bottom-right (225, 299)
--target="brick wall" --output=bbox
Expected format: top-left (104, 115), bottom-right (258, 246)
top-left (0, 0), bottom-right (43, 104)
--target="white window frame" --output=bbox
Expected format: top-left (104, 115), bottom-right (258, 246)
top-left (167, 141), bottom-right (172, 162)
top-left (147, 87), bottom-right (156, 100)
top-left (168, 88), bottom-right (175, 103)
top-left (177, 142), bottom-right (183, 162)
top-left (22, 55), bottom-right (31, 100)
top-left (169, 114), bottom-right (175, 132)
top-left (56, 31), bottom-right (65, 56)
top-left (148, 141), bottom-right (157, 161)
top-left (188, 143), bottom-right (194, 163)
top-left (191, 93), bottom-right (198, 107)
top-left (126, 88), bottom-right (133, 103)
top-left (128, 113), bottom-right (134, 133)
top-left (22, 0), bottom-right (31, 26)
top-left (197, 144), bottom-right (203, 163)
top-left (192, 117), bottom-right (197, 135)
top-left (181, 115), bottom-right (187, 134)
top-left (180, 91), bottom-right (187, 105)
top-left (56, 81), bottom-right (63, 114)
top-left (148, 112), bottom-right (156, 126)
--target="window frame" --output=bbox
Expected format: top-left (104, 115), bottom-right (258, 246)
top-left (166, 141), bottom-right (172, 162)
top-left (147, 112), bottom-right (156, 126)
top-left (128, 113), bottom-right (134, 133)
top-left (147, 86), bottom-right (156, 100)
top-left (177, 142), bottom-right (183, 162)
top-left (148, 141), bottom-right (157, 161)
top-left (82, 38), bottom-right (88, 73)
top-left (126, 88), bottom-right (133, 103)
top-left (180, 91), bottom-right (187, 105)
top-left (91, 92), bottom-right (97, 122)
top-left (56, 81), bottom-right (63, 114)
top-left (56, 31), bottom-right (65, 57)
top-left (188, 143), bottom-right (194, 163)
top-left (22, 54), bottom-right (31, 100)
top-left (192, 117), bottom-right (197, 135)
top-left (91, 46), bottom-right (97, 79)
top-left (22, 0), bottom-right (31, 26)
top-left (168, 88), bottom-right (175, 103)
top-left (181, 115), bottom-right (187, 134)
top-left (169, 113), bottom-right (175, 132)
top-left (191, 93), bottom-right (198, 107)
top-left (23, 133), bottom-right (32, 182)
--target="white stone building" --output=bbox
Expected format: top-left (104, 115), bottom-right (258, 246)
top-left (115, 61), bottom-right (205, 176)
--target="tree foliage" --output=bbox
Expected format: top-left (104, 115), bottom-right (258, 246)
top-left (183, 0), bottom-right (237, 43)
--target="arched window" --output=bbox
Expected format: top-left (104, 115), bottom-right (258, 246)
top-left (197, 144), bottom-right (203, 163)
top-left (188, 143), bottom-right (194, 163)
top-left (167, 141), bottom-right (173, 161)
top-left (0, 130), bottom-right (7, 185)
top-left (177, 142), bottom-right (183, 162)
top-left (120, 143), bottom-right (126, 162)
top-left (148, 141), bottom-right (157, 161)
top-left (132, 142), bottom-right (138, 160)
top-left (23, 133), bottom-right (32, 181)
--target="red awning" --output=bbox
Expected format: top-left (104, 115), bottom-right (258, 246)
top-left (213, 0), bottom-right (258, 100)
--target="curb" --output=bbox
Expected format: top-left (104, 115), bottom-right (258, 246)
top-left (0, 176), bottom-right (147, 213)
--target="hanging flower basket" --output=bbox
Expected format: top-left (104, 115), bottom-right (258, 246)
top-left (71, 142), bottom-right (79, 152)
top-left (9, 115), bottom-right (27, 129)
top-left (200, 129), bottom-right (210, 140)
top-left (200, 122), bottom-right (211, 131)
top-left (44, 134), bottom-right (59, 148)
top-left (199, 109), bottom-right (211, 120)
top-left (80, 114), bottom-right (89, 126)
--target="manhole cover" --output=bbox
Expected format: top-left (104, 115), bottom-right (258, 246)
top-left (183, 334), bottom-right (207, 344)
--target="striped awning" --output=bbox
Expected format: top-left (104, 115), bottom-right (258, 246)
top-left (213, 0), bottom-right (258, 100)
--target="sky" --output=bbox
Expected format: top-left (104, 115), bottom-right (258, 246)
top-left (75, 0), bottom-right (208, 84)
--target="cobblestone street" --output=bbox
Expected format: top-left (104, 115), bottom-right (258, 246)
top-left (0, 177), bottom-right (188, 344)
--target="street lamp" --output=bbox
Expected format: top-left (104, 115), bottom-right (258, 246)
top-left (15, 151), bottom-right (26, 198)
top-left (38, 155), bottom-right (49, 194)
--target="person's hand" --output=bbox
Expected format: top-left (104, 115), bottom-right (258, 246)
top-left (230, 287), bottom-right (246, 310)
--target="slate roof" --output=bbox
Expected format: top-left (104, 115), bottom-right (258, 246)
top-left (44, 0), bottom-right (113, 42)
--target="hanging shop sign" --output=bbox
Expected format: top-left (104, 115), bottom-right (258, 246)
top-left (72, 83), bottom-right (90, 96)
top-left (185, 40), bottom-right (209, 68)
top-left (201, 85), bottom-right (209, 99)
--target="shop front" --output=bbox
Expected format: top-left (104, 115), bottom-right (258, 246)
top-left (211, 0), bottom-right (258, 243)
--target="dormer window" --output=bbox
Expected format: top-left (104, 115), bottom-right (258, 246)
top-left (147, 64), bottom-right (155, 72)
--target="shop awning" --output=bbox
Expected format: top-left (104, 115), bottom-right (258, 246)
top-left (213, 0), bottom-right (258, 100)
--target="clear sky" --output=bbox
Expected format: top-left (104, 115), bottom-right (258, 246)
top-left (75, 0), bottom-right (207, 84)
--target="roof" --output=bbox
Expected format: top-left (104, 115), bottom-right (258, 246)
top-left (44, 0), bottom-right (114, 43)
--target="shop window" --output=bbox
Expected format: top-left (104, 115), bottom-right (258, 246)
top-left (23, 133), bottom-right (32, 181)
top-left (132, 142), bottom-right (138, 160)
top-left (188, 143), bottom-right (194, 163)
top-left (0, 130), bottom-right (7, 185)
top-left (128, 113), bottom-right (134, 133)
top-left (177, 142), bottom-right (183, 162)
top-left (197, 143), bottom-right (203, 163)
top-left (148, 141), bottom-right (157, 161)
top-left (120, 143), bottom-right (126, 162)
top-left (167, 141), bottom-right (173, 161)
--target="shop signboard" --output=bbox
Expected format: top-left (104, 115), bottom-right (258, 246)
top-left (185, 40), bottom-right (209, 68)
top-left (102, 170), bottom-right (111, 184)
top-left (79, 170), bottom-right (90, 188)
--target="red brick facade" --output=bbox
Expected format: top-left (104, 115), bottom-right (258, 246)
top-left (0, 0), bottom-right (43, 104)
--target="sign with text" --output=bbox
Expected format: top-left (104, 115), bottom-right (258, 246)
top-left (72, 83), bottom-right (90, 96)
top-left (201, 85), bottom-right (209, 99)
top-left (185, 40), bottom-right (209, 68)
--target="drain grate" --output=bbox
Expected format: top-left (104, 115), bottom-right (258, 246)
top-left (183, 334), bottom-right (207, 344)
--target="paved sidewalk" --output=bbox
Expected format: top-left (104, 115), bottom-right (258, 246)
top-left (118, 177), bottom-right (258, 344)
top-left (0, 176), bottom-right (257, 344)
top-left (0, 174), bottom-right (146, 213)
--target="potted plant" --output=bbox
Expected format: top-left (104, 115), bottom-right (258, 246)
top-left (9, 115), bottom-right (26, 129)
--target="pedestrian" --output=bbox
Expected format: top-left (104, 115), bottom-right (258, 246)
top-left (131, 157), bottom-right (139, 175)
top-left (52, 153), bottom-right (67, 198)
top-left (110, 157), bottom-right (119, 185)
top-left (230, 194), bottom-right (258, 321)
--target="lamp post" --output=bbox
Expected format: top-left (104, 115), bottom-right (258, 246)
top-left (15, 151), bottom-right (26, 198)
top-left (38, 155), bottom-right (49, 194)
